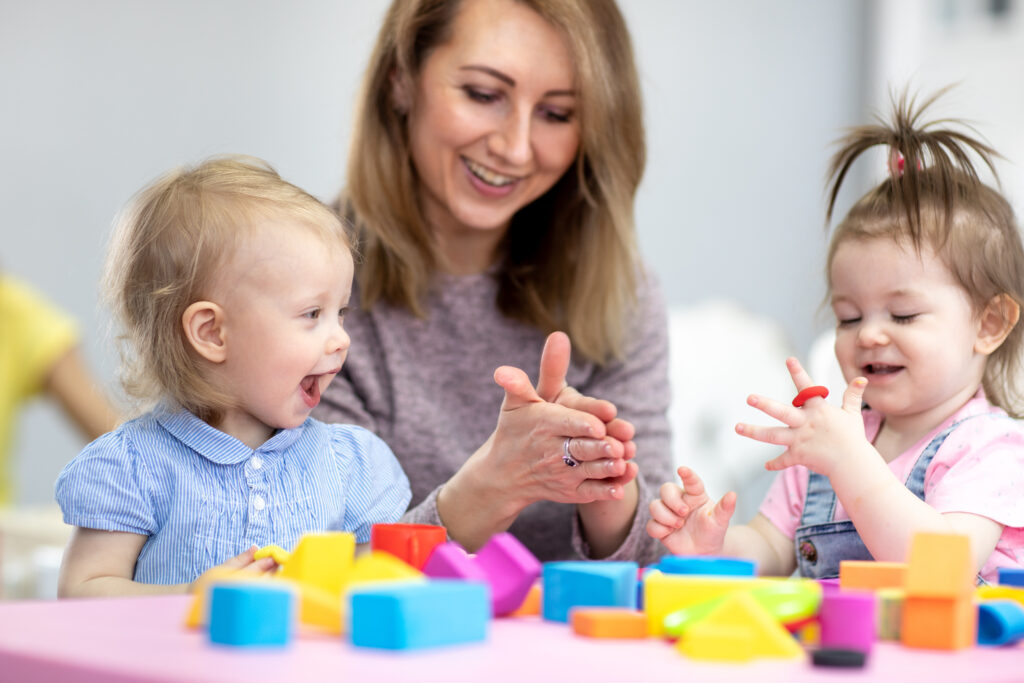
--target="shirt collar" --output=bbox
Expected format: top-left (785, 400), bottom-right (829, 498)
top-left (156, 407), bottom-right (307, 464)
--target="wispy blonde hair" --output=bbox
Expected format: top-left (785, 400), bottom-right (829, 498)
top-left (826, 88), bottom-right (1024, 416)
top-left (104, 156), bottom-right (348, 422)
top-left (344, 0), bottom-right (644, 363)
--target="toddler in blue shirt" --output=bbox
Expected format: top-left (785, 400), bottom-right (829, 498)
top-left (56, 157), bottom-right (411, 596)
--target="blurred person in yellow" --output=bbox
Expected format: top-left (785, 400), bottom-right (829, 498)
top-left (0, 272), bottom-right (119, 504)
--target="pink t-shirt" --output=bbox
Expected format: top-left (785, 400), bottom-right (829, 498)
top-left (759, 391), bottom-right (1024, 583)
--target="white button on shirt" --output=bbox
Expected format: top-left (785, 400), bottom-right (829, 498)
top-left (250, 456), bottom-right (262, 469)
top-left (252, 495), bottom-right (266, 511)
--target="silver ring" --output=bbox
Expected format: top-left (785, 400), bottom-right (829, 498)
top-left (562, 437), bottom-right (580, 467)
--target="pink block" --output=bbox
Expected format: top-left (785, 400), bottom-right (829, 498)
top-left (819, 590), bottom-right (877, 653)
top-left (421, 542), bottom-right (487, 582)
top-left (476, 533), bottom-right (542, 616)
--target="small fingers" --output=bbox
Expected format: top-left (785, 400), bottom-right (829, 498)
top-left (785, 356), bottom-right (816, 391)
top-left (764, 449), bottom-right (795, 471)
top-left (649, 498), bottom-right (686, 529)
top-left (735, 422), bottom-right (794, 447)
top-left (712, 491), bottom-right (737, 528)
top-left (842, 377), bottom-right (868, 414)
top-left (746, 393), bottom-right (803, 426)
top-left (658, 481), bottom-right (687, 516)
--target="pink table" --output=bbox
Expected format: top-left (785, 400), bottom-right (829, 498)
top-left (0, 595), bottom-right (1021, 682)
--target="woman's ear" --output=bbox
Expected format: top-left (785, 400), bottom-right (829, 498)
top-left (390, 67), bottom-right (413, 115)
top-left (182, 301), bottom-right (227, 363)
top-left (975, 293), bottom-right (1021, 355)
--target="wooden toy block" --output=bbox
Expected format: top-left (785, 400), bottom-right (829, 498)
top-left (643, 571), bottom-right (773, 636)
top-left (422, 534), bottom-right (540, 616)
top-left (208, 583), bottom-right (295, 647)
top-left (185, 568), bottom-right (260, 628)
top-left (876, 588), bottom-right (904, 641)
top-left (278, 532), bottom-right (355, 597)
top-left (819, 590), bottom-right (877, 653)
top-left (542, 561), bottom-right (638, 623)
top-left (254, 544), bottom-right (291, 565)
top-left (349, 580), bottom-right (489, 650)
top-left (344, 551), bottom-right (424, 588)
top-left (977, 599), bottom-right (1024, 646)
top-left (570, 608), bottom-right (647, 639)
top-left (977, 585), bottom-right (1024, 608)
top-left (677, 623), bottom-right (754, 662)
top-left (655, 555), bottom-right (756, 577)
top-left (508, 581), bottom-right (541, 617)
top-left (839, 560), bottom-right (907, 591)
top-left (997, 567), bottom-right (1024, 587)
top-left (370, 523), bottom-right (447, 570)
top-left (901, 595), bottom-right (976, 650)
top-left (904, 533), bottom-right (974, 598)
top-left (475, 533), bottom-right (542, 616)
top-left (663, 579), bottom-right (822, 638)
top-left (679, 591), bottom-right (804, 660)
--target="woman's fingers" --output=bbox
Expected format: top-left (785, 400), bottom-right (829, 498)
top-left (536, 331), bottom-right (571, 402)
top-left (494, 365), bottom-right (544, 410)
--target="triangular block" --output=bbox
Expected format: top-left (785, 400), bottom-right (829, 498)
top-left (684, 591), bottom-right (804, 659)
top-left (278, 532), bottom-right (355, 597)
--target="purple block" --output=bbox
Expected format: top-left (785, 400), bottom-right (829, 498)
top-left (476, 533), bottom-right (542, 616)
top-left (819, 590), bottom-right (877, 653)
top-left (422, 542), bottom-right (487, 582)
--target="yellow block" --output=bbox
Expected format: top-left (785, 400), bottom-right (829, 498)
top-left (678, 623), bottom-right (754, 662)
top-left (344, 551), bottom-right (424, 589)
top-left (977, 585), bottom-right (1024, 607)
top-left (644, 571), bottom-right (777, 636)
top-left (687, 591), bottom-right (805, 660)
top-left (905, 533), bottom-right (974, 598)
top-left (280, 580), bottom-right (345, 635)
top-left (278, 532), bottom-right (355, 597)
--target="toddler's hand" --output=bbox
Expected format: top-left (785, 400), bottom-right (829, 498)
top-left (736, 357), bottom-right (869, 477)
top-left (646, 466), bottom-right (736, 555)
top-left (190, 545), bottom-right (278, 592)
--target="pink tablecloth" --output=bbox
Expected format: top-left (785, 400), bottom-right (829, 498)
top-left (0, 595), bottom-right (1021, 682)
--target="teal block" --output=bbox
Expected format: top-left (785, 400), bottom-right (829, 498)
top-left (655, 555), bottom-right (757, 576)
top-left (349, 580), bottom-right (489, 650)
top-left (542, 561), bottom-right (638, 622)
top-left (208, 583), bottom-right (295, 647)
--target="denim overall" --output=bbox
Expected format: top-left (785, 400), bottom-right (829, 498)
top-left (794, 416), bottom-right (986, 579)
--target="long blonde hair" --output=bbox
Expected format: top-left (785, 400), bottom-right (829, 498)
top-left (826, 89), bottom-right (1024, 416)
top-left (344, 0), bottom-right (645, 364)
top-left (104, 156), bottom-right (348, 422)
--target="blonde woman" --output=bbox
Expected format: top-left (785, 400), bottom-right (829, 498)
top-left (316, 0), bottom-right (672, 563)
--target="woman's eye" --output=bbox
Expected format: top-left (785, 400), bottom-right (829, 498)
top-left (540, 107), bottom-right (573, 123)
top-left (464, 86), bottom-right (498, 104)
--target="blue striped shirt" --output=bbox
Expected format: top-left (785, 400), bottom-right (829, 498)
top-left (55, 408), bottom-right (411, 585)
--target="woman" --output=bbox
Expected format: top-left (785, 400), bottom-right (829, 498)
top-left (315, 0), bottom-right (672, 563)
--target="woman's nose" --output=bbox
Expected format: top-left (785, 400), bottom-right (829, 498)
top-left (489, 107), bottom-right (532, 166)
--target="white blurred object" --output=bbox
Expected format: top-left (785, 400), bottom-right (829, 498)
top-left (807, 327), bottom-right (846, 405)
top-left (668, 300), bottom-right (796, 523)
top-left (0, 505), bottom-right (71, 600)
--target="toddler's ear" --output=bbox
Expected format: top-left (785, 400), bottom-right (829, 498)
top-left (182, 301), bottom-right (227, 363)
top-left (975, 293), bottom-right (1021, 355)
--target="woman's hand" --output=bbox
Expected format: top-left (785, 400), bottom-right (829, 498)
top-left (735, 357), bottom-right (869, 477)
top-left (647, 466), bottom-right (735, 556)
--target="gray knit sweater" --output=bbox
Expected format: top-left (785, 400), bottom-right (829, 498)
top-left (314, 268), bottom-right (673, 565)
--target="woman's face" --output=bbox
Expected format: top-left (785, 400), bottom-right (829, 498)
top-left (403, 0), bottom-right (581, 239)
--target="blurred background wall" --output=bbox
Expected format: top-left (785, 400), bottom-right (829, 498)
top-left (2, 0), bottom-right (1022, 507)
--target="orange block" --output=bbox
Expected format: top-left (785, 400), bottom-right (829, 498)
top-left (571, 608), bottom-right (648, 639)
top-left (904, 533), bottom-right (973, 598)
top-left (840, 561), bottom-right (906, 591)
top-left (509, 581), bottom-right (542, 617)
top-left (901, 595), bottom-right (976, 650)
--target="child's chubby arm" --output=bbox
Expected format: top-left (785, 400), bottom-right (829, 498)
top-left (646, 466), bottom-right (796, 576)
top-left (736, 357), bottom-right (1004, 570)
top-left (58, 528), bottom-right (277, 598)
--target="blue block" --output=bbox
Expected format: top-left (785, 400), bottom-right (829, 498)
top-left (349, 580), bottom-right (489, 650)
top-left (978, 600), bottom-right (1024, 646)
top-left (208, 583), bottom-right (295, 647)
top-left (997, 567), bottom-right (1024, 587)
top-left (654, 555), bottom-right (757, 577)
top-left (542, 561), bottom-right (638, 623)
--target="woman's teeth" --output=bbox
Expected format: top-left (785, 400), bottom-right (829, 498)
top-left (465, 158), bottom-right (517, 187)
